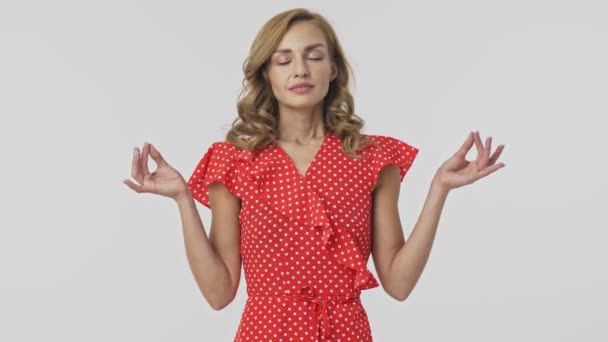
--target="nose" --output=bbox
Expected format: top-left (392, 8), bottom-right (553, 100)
top-left (292, 56), bottom-right (310, 78)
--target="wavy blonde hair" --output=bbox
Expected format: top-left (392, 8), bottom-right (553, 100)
top-left (225, 8), bottom-right (377, 159)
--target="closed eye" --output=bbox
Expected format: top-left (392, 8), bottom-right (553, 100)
top-left (278, 57), bottom-right (323, 65)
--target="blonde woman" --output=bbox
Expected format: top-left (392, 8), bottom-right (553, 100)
top-left (123, 8), bottom-right (505, 341)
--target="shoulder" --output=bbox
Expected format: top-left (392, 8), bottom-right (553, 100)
top-left (361, 133), bottom-right (420, 183)
top-left (209, 140), bottom-right (240, 151)
top-left (204, 139), bottom-right (248, 158)
top-left (361, 134), bottom-right (418, 153)
top-left (362, 133), bottom-right (407, 142)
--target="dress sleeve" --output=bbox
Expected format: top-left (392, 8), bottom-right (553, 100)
top-left (370, 135), bottom-right (419, 187)
top-left (187, 141), bottom-right (241, 208)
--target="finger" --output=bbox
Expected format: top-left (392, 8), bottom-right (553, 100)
top-left (489, 144), bottom-right (505, 165)
top-left (149, 143), bottom-right (169, 167)
top-left (141, 142), bottom-right (151, 177)
top-left (476, 162), bottom-right (506, 179)
top-left (474, 131), bottom-right (490, 168)
top-left (477, 136), bottom-right (492, 168)
top-left (131, 147), bottom-right (144, 183)
top-left (123, 178), bottom-right (145, 193)
top-left (474, 131), bottom-right (484, 158)
top-left (485, 137), bottom-right (492, 161)
top-left (455, 131), bottom-right (475, 158)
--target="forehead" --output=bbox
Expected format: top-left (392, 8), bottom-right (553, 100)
top-left (275, 20), bottom-right (328, 52)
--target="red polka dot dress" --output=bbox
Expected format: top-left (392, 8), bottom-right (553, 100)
top-left (187, 133), bottom-right (419, 341)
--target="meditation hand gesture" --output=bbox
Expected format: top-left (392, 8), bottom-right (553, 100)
top-left (433, 131), bottom-right (506, 191)
top-left (122, 142), bottom-right (188, 200)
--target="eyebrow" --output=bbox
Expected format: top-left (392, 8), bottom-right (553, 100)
top-left (273, 43), bottom-right (326, 54)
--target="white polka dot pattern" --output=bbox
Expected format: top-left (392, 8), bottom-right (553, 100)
top-left (187, 133), bottom-right (419, 341)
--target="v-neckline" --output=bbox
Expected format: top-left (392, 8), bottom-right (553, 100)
top-left (274, 133), bottom-right (330, 181)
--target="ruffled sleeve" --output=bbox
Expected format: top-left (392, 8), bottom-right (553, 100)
top-left (370, 135), bottom-right (419, 187)
top-left (187, 141), bottom-right (242, 208)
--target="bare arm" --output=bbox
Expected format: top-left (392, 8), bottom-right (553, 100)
top-left (371, 131), bottom-right (504, 301)
top-left (174, 183), bottom-right (242, 310)
top-left (371, 165), bottom-right (448, 301)
top-left (123, 142), bottom-right (243, 311)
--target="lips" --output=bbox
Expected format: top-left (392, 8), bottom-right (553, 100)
top-left (289, 82), bottom-right (314, 90)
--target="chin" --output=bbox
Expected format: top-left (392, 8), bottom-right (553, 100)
top-left (278, 93), bottom-right (326, 110)
top-left (283, 99), bottom-right (324, 111)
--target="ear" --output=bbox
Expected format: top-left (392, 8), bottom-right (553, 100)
top-left (330, 60), bottom-right (338, 81)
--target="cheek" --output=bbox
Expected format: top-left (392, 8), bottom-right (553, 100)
top-left (266, 72), bottom-right (287, 99)
top-left (315, 64), bottom-right (333, 80)
top-left (268, 73), bottom-right (281, 92)
top-left (267, 70), bottom-right (286, 88)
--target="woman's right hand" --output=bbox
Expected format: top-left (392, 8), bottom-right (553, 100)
top-left (123, 142), bottom-right (189, 200)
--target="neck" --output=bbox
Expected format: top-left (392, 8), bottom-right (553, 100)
top-left (276, 104), bottom-right (326, 143)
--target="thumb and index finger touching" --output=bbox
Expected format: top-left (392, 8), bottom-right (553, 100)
top-left (141, 142), bottom-right (169, 173)
top-left (453, 131), bottom-right (475, 158)
top-left (123, 142), bottom-right (171, 191)
top-left (147, 143), bottom-right (169, 168)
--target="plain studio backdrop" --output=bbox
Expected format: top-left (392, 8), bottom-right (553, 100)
top-left (1, 0), bottom-right (606, 341)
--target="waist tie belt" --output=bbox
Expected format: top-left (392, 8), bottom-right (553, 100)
top-left (250, 286), bottom-right (361, 340)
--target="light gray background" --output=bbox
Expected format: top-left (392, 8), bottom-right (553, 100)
top-left (1, 0), bottom-right (606, 341)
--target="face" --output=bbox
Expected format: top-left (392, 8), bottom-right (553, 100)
top-left (266, 20), bottom-right (338, 112)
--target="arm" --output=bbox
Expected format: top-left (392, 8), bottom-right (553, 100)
top-left (371, 165), bottom-right (448, 301)
top-left (174, 182), bottom-right (242, 310)
top-left (371, 131), bottom-right (505, 301)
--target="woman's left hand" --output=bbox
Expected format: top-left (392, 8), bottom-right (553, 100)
top-left (433, 131), bottom-right (506, 192)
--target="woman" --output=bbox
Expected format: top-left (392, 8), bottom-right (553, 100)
top-left (123, 8), bottom-right (505, 341)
